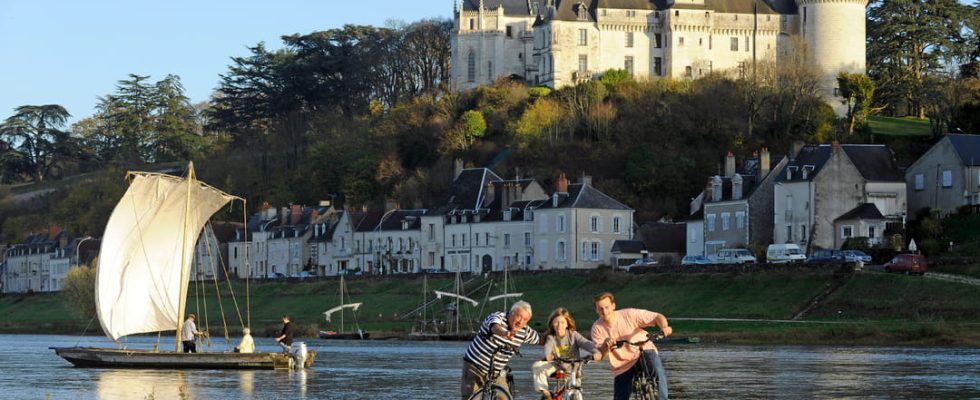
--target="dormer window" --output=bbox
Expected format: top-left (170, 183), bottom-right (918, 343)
top-left (786, 166), bottom-right (798, 180)
top-left (802, 165), bottom-right (815, 180)
top-left (577, 2), bottom-right (588, 21)
top-left (503, 209), bottom-right (512, 221)
top-left (402, 220), bottom-right (409, 230)
top-left (523, 210), bottom-right (533, 221)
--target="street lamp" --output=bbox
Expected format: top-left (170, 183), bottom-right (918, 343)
top-left (75, 236), bottom-right (95, 267)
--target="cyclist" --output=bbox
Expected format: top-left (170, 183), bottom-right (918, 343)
top-left (532, 308), bottom-right (598, 400)
top-left (590, 292), bottom-right (672, 400)
top-left (461, 300), bottom-right (543, 400)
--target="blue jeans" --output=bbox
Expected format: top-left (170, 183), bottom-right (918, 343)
top-left (612, 350), bottom-right (668, 400)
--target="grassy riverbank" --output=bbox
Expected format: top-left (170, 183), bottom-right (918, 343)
top-left (3, 267), bottom-right (979, 346)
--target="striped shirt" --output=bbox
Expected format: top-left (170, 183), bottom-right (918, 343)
top-left (464, 311), bottom-right (540, 375)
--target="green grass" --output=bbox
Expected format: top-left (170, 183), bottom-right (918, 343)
top-left (5, 269), bottom-right (980, 346)
top-left (867, 115), bottom-right (932, 137)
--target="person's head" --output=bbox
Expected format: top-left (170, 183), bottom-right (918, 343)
top-left (507, 301), bottom-right (533, 331)
top-left (593, 292), bottom-right (617, 323)
top-left (187, 314), bottom-right (196, 321)
top-left (546, 308), bottom-right (576, 337)
top-left (281, 314), bottom-right (291, 323)
top-left (242, 328), bottom-right (251, 335)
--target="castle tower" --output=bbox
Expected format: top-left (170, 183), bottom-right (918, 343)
top-left (795, 0), bottom-right (868, 115)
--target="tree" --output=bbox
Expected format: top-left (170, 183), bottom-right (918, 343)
top-left (867, 0), bottom-right (977, 117)
top-left (0, 104), bottom-right (72, 182)
top-left (837, 72), bottom-right (877, 137)
top-left (458, 110), bottom-right (487, 147)
top-left (63, 264), bottom-right (97, 319)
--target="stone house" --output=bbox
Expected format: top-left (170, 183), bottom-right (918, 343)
top-left (905, 133), bottom-right (980, 218)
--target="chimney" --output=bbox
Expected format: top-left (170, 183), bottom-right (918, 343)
top-left (280, 207), bottom-right (289, 225)
top-left (759, 147), bottom-right (770, 178)
top-left (484, 182), bottom-right (495, 207)
top-left (790, 141), bottom-right (805, 160)
top-left (453, 158), bottom-right (464, 180)
top-left (557, 172), bottom-right (569, 194)
top-left (291, 204), bottom-right (302, 225)
top-left (724, 152), bottom-right (736, 178)
top-left (831, 139), bottom-right (840, 153)
top-left (361, 204), bottom-right (369, 212)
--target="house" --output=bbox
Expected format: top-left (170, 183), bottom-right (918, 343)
top-left (636, 222), bottom-right (685, 264)
top-left (610, 240), bottom-right (647, 267)
top-left (774, 142), bottom-right (906, 251)
top-left (2, 226), bottom-right (84, 294)
top-left (905, 133), bottom-right (980, 218)
top-left (227, 203), bottom-right (327, 279)
top-left (701, 148), bottom-right (787, 256)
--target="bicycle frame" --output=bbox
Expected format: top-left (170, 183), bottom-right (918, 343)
top-left (614, 331), bottom-right (668, 400)
top-left (468, 344), bottom-right (520, 400)
top-left (551, 358), bottom-right (589, 400)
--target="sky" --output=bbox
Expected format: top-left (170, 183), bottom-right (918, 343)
top-left (0, 0), bottom-right (450, 125)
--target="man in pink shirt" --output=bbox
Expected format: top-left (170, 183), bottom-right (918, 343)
top-left (591, 292), bottom-right (671, 400)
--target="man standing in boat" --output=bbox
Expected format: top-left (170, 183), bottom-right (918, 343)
top-left (181, 314), bottom-right (205, 353)
top-left (461, 301), bottom-right (543, 399)
top-left (275, 314), bottom-right (294, 352)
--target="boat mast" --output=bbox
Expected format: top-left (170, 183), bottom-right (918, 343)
top-left (175, 161), bottom-right (195, 352)
top-left (340, 275), bottom-right (345, 334)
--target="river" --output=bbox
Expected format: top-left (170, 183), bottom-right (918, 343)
top-left (1, 334), bottom-right (978, 399)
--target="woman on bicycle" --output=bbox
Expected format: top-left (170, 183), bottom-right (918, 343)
top-left (591, 292), bottom-right (672, 400)
top-left (531, 308), bottom-right (598, 400)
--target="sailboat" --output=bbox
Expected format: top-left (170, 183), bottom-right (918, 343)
top-left (435, 268), bottom-right (480, 341)
top-left (318, 274), bottom-right (368, 339)
top-left (52, 162), bottom-right (315, 369)
top-left (408, 275), bottom-right (441, 340)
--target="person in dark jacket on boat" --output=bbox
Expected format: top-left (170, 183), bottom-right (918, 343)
top-left (181, 314), bottom-right (205, 353)
top-left (275, 314), bottom-right (294, 352)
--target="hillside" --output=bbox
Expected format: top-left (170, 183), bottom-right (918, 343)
top-left (3, 268), bottom-right (979, 346)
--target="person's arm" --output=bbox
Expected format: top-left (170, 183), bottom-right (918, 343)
top-left (542, 335), bottom-right (556, 361)
top-left (590, 324), bottom-right (609, 360)
top-left (646, 311), bottom-right (672, 337)
top-left (573, 330), bottom-right (598, 355)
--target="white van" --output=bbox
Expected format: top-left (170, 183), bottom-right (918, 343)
top-left (767, 244), bottom-right (806, 263)
top-left (715, 248), bottom-right (757, 264)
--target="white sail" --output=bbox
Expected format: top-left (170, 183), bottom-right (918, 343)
top-left (96, 172), bottom-right (235, 340)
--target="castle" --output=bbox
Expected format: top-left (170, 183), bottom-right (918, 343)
top-left (451, 0), bottom-right (867, 112)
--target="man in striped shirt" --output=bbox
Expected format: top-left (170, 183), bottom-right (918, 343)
top-left (461, 300), bottom-right (543, 399)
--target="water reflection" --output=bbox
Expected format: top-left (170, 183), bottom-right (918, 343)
top-left (97, 370), bottom-right (189, 399)
top-left (4, 335), bottom-right (979, 399)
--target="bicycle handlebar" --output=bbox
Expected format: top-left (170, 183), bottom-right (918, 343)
top-left (554, 356), bottom-right (592, 365)
top-left (614, 331), bottom-right (665, 349)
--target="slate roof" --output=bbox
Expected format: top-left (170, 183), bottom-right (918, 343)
top-left (947, 134), bottom-right (980, 166)
top-left (835, 203), bottom-right (884, 222)
top-left (841, 145), bottom-right (904, 181)
top-left (639, 223), bottom-right (686, 253)
top-left (376, 209), bottom-right (428, 231)
top-left (611, 240), bottom-right (646, 253)
top-left (535, 183), bottom-right (632, 210)
top-left (778, 144), bottom-right (902, 183)
top-left (706, 154), bottom-right (784, 203)
top-left (462, 0), bottom-right (538, 15)
top-left (540, 0), bottom-right (795, 23)
top-left (437, 168), bottom-right (504, 214)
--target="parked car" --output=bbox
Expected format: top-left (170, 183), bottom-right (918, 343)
top-left (267, 272), bottom-right (286, 279)
top-left (715, 249), bottom-right (757, 264)
top-left (766, 244), bottom-right (806, 263)
top-left (807, 250), bottom-right (846, 263)
top-left (291, 271), bottom-right (312, 280)
top-left (681, 255), bottom-right (714, 265)
top-left (843, 250), bottom-right (872, 263)
top-left (884, 254), bottom-right (928, 275)
top-left (622, 258), bottom-right (658, 271)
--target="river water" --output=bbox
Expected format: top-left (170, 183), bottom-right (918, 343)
top-left (2, 334), bottom-right (978, 399)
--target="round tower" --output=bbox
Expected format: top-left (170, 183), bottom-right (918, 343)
top-left (795, 0), bottom-right (868, 114)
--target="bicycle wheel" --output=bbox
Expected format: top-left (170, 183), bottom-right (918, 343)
top-left (631, 370), bottom-right (659, 400)
top-left (466, 384), bottom-right (512, 400)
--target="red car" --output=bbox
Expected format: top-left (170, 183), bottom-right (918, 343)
top-left (884, 254), bottom-right (928, 275)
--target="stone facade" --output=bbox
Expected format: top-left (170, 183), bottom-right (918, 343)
top-left (905, 134), bottom-right (980, 218)
top-left (452, 0), bottom-right (867, 114)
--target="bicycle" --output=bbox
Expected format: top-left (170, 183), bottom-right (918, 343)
top-left (467, 345), bottom-right (521, 400)
top-left (549, 356), bottom-right (592, 400)
top-left (614, 331), bottom-right (669, 400)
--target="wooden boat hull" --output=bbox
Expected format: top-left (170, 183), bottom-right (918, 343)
top-left (51, 347), bottom-right (316, 369)
top-left (317, 331), bottom-right (369, 340)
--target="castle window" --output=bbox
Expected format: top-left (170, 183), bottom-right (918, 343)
top-left (679, 37), bottom-right (684, 46)
top-left (601, 9), bottom-right (606, 16)
top-left (654, 34), bottom-right (662, 48)
top-left (685, 66), bottom-right (692, 78)
top-left (735, 14), bottom-right (738, 21)
top-left (577, 2), bottom-right (588, 20)
top-left (469, 19), bottom-right (475, 30)
top-left (699, 38), bottom-right (703, 47)
top-left (578, 29), bottom-right (588, 46)
top-left (626, 31), bottom-right (634, 48)
top-left (730, 37), bottom-right (738, 51)
top-left (705, 12), bottom-right (709, 18)
top-left (487, 61), bottom-right (493, 80)
top-left (578, 55), bottom-right (588, 72)
top-left (675, 10), bottom-right (679, 17)
top-left (745, 36), bottom-right (750, 52)
top-left (654, 57), bottom-right (662, 76)
top-left (467, 50), bottom-right (476, 82)
top-left (506, 26), bottom-right (512, 37)
top-left (624, 56), bottom-right (634, 76)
